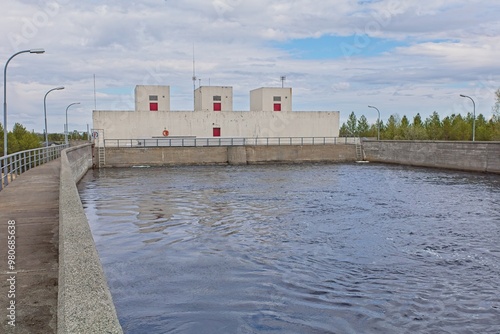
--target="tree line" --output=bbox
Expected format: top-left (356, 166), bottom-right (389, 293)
top-left (0, 123), bottom-right (89, 156)
top-left (340, 90), bottom-right (500, 141)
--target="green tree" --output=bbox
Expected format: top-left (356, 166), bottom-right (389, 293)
top-left (48, 133), bottom-right (65, 142)
top-left (450, 114), bottom-right (470, 140)
top-left (339, 108), bottom-right (500, 142)
top-left (413, 113), bottom-right (423, 128)
top-left (464, 112), bottom-right (477, 141)
top-left (1, 123), bottom-right (43, 155)
top-left (357, 115), bottom-right (370, 137)
top-left (489, 89), bottom-right (500, 140)
top-left (405, 125), bottom-right (428, 140)
top-left (346, 112), bottom-right (358, 136)
top-left (68, 130), bottom-right (89, 141)
top-left (7, 132), bottom-right (20, 154)
top-left (339, 123), bottom-right (349, 137)
top-left (383, 114), bottom-right (400, 139)
top-left (370, 120), bottom-right (384, 138)
top-left (489, 115), bottom-right (500, 140)
top-left (425, 111), bottom-right (442, 140)
top-left (401, 115), bottom-right (410, 129)
top-left (442, 116), bottom-right (453, 140)
top-left (405, 113), bottom-right (428, 140)
top-left (12, 123), bottom-right (40, 151)
top-left (474, 114), bottom-right (490, 141)
top-left (396, 115), bottom-right (410, 139)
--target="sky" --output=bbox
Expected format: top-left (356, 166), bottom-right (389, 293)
top-left (1, 0), bottom-right (500, 134)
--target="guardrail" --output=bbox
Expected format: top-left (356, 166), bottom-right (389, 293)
top-left (0, 144), bottom-right (69, 191)
top-left (103, 137), bottom-right (360, 148)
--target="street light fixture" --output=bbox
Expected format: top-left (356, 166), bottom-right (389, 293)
top-left (459, 94), bottom-right (476, 142)
top-left (44, 86), bottom-right (65, 148)
top-left (368, 105), bottom-right (381, 140)
top-left (65, 102), bottom-right (80, 145)
top-left (3, 48), bottom-right (45, 157)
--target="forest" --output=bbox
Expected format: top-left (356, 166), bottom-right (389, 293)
top-left (0, 123), bottom-right (88, 156)
top-left (340, 111), bottom-right (500, 141)
top-left (340, 89), bottom-right (500, 141)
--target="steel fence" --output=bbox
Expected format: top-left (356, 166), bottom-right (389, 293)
top-left (0, 144), bottom-right (69, 191)
top-left (103, 137), bottom-right (360, 148)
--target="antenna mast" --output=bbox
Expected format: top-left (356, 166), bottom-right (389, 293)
top-left (280, 75), bottom-right (286, 88)
top-left (93, 74), bottom-right (97, 110)
top-left (192, 44), bottom-right (196, 110)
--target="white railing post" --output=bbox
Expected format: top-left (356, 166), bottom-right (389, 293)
top-left (88, 136), bottom-right (346, 151)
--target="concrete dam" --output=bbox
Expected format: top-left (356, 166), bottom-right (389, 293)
top-left (2, 140), bottom-right (498, 333)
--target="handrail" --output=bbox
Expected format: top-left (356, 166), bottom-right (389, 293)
top-left (1, 144), bottom-right (69, 190)
top-left (102, 137), bottom-right (360, 148)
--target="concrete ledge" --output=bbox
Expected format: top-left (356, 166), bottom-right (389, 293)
top-left (58, 144), bottom-right (123, 333)
top-left (228, 146), bottom-right (248, 165)
top-left (246, 145), bottom-right (356, 164)
top-left (363, 140), bottom-right (500, 174)
top-left (100, 145), bottom-right (357, 167)
top-left (102, 146), bottom-right (228, 167)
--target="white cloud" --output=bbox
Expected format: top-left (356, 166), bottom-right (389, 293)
top-left (1, 0), bottom-right (499, 132)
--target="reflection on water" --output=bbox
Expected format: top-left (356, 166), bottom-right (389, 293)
top-left (78, 163), bottom-right (500, 333)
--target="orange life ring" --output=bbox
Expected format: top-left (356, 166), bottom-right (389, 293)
top-left (162, 130), bottom-right (169, 137)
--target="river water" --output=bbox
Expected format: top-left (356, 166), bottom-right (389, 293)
top-left (78, 163), bottom-right (500, 333)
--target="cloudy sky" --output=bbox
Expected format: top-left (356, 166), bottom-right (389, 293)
top-left (1, 0), bottom-right (499, 134)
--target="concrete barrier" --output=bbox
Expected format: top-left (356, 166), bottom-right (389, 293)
top-left (246, 145), bottom-right (356, 164)
top-left (58, 144), bottom-right (123, 333)
top-left (100, 145), bottom-right (357, 167)
top-left (228, 146), bottom-right (247, 165)
top-left (363, 140), bottom-right (500, 174)
top-left (102, 146), bottom-right (228, 167)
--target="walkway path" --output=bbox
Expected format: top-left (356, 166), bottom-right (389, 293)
top-left (0, 159), bottom-right (60, 333)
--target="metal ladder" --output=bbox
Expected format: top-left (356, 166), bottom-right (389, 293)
top-left (98, 146), bottom-right (105, 168)
top-left (92, 129), bottom-right (105, 168)
top-left (355, 139), bottom-right (364, 161)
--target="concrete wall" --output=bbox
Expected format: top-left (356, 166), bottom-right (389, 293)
top-left (101, 145), bottom-right (356, 167)
top-left (104, 146), bottom-right (229, 167)
top-left (93, 110), bottom-right (340, 139)
top-left (58, 144), bottom-right (123, 333)
top-left (246, 145), bottom-right (355, 164)
top-left (363, 140), bottom-right (500, 174)
top-left (250, 87), bottom-right (292, 112)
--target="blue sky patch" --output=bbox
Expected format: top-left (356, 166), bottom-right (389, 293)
top-left (275, 35), bottom-right (410, 60)
top-left (99, 87), bottom-right (132, 95)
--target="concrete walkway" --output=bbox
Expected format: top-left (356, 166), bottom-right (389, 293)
top-left (0, 159), bottom-right (60, 333)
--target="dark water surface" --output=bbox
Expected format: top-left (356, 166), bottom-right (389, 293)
top-left (78, 163), bottom-right (500, 333)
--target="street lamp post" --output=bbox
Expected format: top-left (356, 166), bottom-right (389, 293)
top-left (44, 86), bottom-right (64, 148)
top-left (65, 102), bottom-right (80, 145)
top-left (368, 105), bottom-right (381, 140)
top-left (3, 48), bottom-right (45, 157)
top-left (460, 94), bottom-right (476, 142)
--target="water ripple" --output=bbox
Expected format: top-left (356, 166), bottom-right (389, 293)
top-left (78, 164), bottom-right (500, 333)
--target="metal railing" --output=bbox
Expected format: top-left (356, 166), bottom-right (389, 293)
top-left (103, 137), bottom-right (360, 148)
top-left (0, 144), bottom-right (69, 191)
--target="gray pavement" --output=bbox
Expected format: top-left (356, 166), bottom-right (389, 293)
top-left (0, 159), bottom-right (60, 333)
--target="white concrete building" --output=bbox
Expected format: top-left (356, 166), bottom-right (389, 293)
top-left (250, 87), bottom-right (292, 112)
top-left (194, 86), bottom-right (233, 112)
top-left (93, 85), bottom-right (339, 140)
top-left (135, 85), bottom-right (170, 111)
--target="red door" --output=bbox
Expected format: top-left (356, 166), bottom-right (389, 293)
top-left (213, 102), bottom-right (221, 111)
top-left (273, 103), bottom-right (281, 111)
top-left (213, 127), bottom-right (221, 137)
